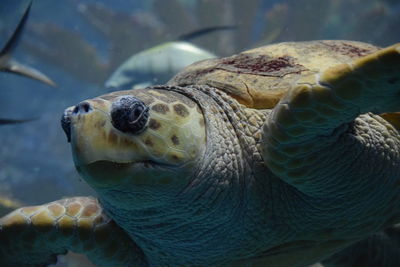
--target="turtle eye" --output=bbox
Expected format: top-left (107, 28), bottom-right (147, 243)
top-left (111, 96), bottom-right (149, 134)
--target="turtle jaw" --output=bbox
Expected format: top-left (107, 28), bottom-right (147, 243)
top-left (62, 88), bottom-right (207, 190)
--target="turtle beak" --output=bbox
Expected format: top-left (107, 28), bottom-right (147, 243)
top-left (61, 101), bottom-right (93, 142)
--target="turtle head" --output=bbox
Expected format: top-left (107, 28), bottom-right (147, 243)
top-left (61, 89), bottom-right (206, 207)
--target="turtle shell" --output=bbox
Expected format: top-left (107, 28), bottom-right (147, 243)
top-left (168, 40), bottom-right (379, 109)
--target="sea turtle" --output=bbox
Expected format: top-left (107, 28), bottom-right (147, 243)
top-left (1, 40), bottom-right (400, 266)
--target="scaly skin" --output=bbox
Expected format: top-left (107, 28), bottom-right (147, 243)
top-left (0, 197), bottom-right (146, 266)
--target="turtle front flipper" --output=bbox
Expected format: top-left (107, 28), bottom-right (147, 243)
top-left (262, 43), bottom-right (400, 196)
top-left (0, 197), bottom-right (147, 266)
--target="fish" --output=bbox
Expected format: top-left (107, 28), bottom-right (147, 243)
top-left (0, 1), bottom-right (56, 126)
top-left (0, 117), bottom-right (36, 125)
top-left (0, 0), bottom-right (56, 87)
top-left (105, 26), bottom-right (235, 90)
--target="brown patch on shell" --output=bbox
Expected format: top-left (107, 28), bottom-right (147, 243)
top-left (148, 119), bottom-right (161, 130)
top-left (219, 54), bottom-right (307, 77)
top-left (322, 42), bottom-right (375, 57)
top-left (173, 104), bottom-right (189, 117)
top-left (151, 103), bottom-right (170, 114)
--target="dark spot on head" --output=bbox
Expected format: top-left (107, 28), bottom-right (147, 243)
top-left (173, 104), bottom-right (189, 117)
top-left (171, 154), bottom-right (181, 161)
top-left (151, 103), bottom-right (170, 114)
top-left (171, 135), bottom-right (179, 145)
top-left (148, 119), bottom-right (161, 130)
top-left (144, 138), bottom-right (153, 147)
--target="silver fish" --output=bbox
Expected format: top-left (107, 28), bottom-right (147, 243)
top-left (105, 26), bottom-right (235, 90)
top-left (0, 0), bottom-right (56, 87)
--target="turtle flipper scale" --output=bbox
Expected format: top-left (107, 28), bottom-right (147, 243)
top-left (0, 197), bottom-right (147, 266)
top-left (262, 44), bottom-right (400, 195)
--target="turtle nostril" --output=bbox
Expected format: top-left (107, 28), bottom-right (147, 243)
top-left (111, 96), bottom-right (149, 135)
top-left (72, 101), bottom-right (92, 114)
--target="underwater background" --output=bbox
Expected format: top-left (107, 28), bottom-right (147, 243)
top-left (0, 0), bottom-right (399, 266)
